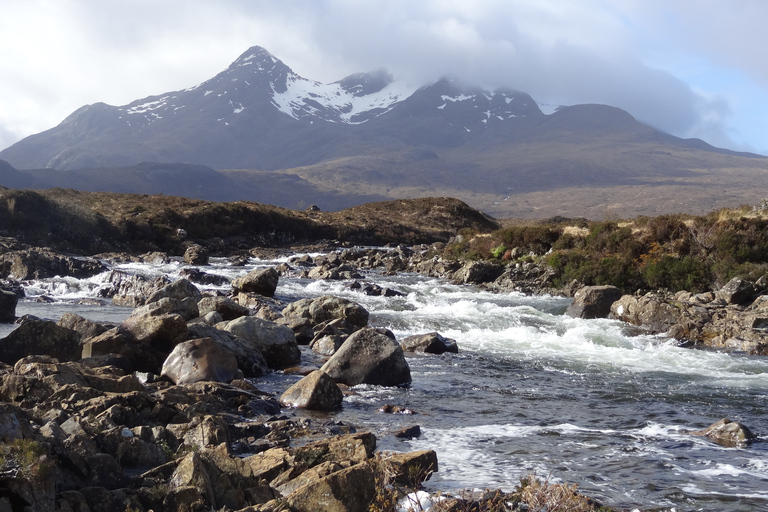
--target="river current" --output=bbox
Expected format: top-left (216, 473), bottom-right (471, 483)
top-left (3, 254), bottom-right (767, 511)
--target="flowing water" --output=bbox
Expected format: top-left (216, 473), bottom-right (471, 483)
top-left (4, 255), bottom-right (768, 511)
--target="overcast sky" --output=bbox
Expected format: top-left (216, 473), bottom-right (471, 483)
top-left (1, 0), bottom-right (767, 155)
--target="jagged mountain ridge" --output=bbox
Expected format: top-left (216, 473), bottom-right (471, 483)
top-left (0, 46), bottom-right (539, 171)
top-left (2, 45), bottom-right (767, 219)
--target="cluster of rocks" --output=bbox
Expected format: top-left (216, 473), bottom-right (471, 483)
top-left (0, 241), bottom-right (762, 509)
top-left (563, 278), bottom-right (768, 356)
top-left (0, 249), bottom-right (464, 511)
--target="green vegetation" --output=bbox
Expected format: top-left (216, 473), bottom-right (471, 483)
top-left (0, 438), bottom-right (52, 480)
top-left (447, 205), bottom-right (768, 293)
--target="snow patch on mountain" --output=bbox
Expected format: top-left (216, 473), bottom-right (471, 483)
top-left (539, 103), bottom-right (563, 115)
top-left (441, 94), bottom-right (475, 102)
top-left (271, 73), bottom-right (418, 124)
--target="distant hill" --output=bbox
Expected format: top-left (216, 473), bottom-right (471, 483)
top-left (0, 186), bottom-right (495, 254)
top-left (2, 46), bottom-right (767, 219)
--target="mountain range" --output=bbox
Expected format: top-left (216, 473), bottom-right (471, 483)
top-left (2, 46), bottom-right (767, 219)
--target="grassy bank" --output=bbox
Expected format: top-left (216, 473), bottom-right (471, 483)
top-left (447, 204), bottom-right (768, 294)
top-left (0, 188), bottom-right (497, 255)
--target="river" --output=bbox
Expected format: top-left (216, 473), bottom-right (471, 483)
top-left (3, 254), bottom-right (767, 511)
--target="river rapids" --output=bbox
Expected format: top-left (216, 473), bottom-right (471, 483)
top-left (2, 254), bottom-right (767, 512)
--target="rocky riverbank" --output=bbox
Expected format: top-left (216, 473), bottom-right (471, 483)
top-left (0, 242), bottom-right (633, 512)
top-left (0, 237), bottom-right (762, 511)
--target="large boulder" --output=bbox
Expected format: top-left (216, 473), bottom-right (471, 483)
top-left (187, 323), bottom-right (268, 377)
top-left (282, 295), bottom-right (369, 330)
top-left (452, 260), bottom-right (506, 284)
top-left (716, 277), bottom-right (759, 305)
top-left (309, 318), bottom-right (357, 355)
top-left (81, 326), bottom-right (165, 374)
top-left (161, 337), bottom-right (241, 385)
top-left (179, 267), bottom-right (230, 286)
top-left (147, 278), bottom-right (203, 305)
top-left (232, 267), bottom-right (279, 297)
top-left (0, 317), bottom-right (82, 365)
top-left (320, 328), bottom-right (411, 387)
top-left (280, 370), bottom-right (343, 410)
top-left (400, 332), bottom-right (458, 354)
top-left (183, 244), bottom-right (209, 265)
top-left (566, 285), bottom-right (624, 319)
top-left (120, 304), bottom-right (188, 353)
top-left (219, 316), bottom-right (300, 369)
top-left (0, 289), bottom-right (17, 323)
top-left (99, 271), bottom-right (171, 307)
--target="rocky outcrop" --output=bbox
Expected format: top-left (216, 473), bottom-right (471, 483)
top-left (715, 277), bottom-right (760, 305)
top-left (400, 332), bottom-right (459, 354)
top-left (610, 293), bottom-right (686, 334)
top-left (567, 285), bottom-right (623, 319)
top-left (610, 280), bottom-right (768, 354)
top-left (0, 343), bottom-right (441, 511)
top-left (0, 248), bottom-right (106, 281)
top-left (279, 370), bottom-right (343, 410)
top-left (320, 327), bottom-right (411, 387)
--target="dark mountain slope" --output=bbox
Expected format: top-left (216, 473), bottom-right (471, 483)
top-left (2, 46), bottom-right (767, 219)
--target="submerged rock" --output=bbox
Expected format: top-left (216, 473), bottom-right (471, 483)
top-left (694, 418), bottom-right (757, 447)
